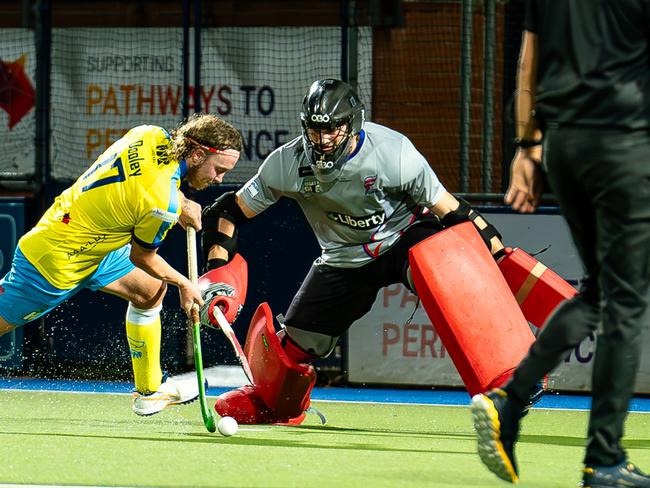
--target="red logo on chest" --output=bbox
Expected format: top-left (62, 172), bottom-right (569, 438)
top-left (363, 175), bottom-right (378, 194)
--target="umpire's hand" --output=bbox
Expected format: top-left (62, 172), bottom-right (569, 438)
top-left (505, 148), bottom-right (543, 213)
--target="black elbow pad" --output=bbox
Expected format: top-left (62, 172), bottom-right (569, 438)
top-left (202, 191), bottom-right (250, 228)
top-left (201, 191), bottom-right (250, 269)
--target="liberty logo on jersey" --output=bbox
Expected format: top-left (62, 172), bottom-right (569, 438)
top-left (327, 210), bottom-right (385, 229)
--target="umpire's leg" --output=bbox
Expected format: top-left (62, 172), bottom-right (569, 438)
top-left (584, 129), bottom-right (650, 466)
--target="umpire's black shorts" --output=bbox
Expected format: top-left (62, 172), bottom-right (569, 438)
top-left (283, 218), bottom-right (443, 337)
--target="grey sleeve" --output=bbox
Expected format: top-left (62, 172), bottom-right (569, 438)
top-left (396, 138), bottom-right (446, 207)
top-left (237, 156), bottom-right (284, 215)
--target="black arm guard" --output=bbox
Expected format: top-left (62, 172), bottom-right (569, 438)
top-left (440, 196), bottom-right (502, 250)
top-left (201, 191), bottom-right (251, 270)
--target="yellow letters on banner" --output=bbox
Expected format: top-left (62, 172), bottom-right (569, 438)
top-left (85, 84), bottom-right (227, 116)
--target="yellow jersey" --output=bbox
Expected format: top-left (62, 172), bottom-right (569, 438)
top-left (19, 125), bottom-right (186, 289)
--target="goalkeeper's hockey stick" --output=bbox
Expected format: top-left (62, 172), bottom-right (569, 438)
top-left (211, 306), bottom-right (254, 384)
top-left (186, 226), bottom-right (216, 433)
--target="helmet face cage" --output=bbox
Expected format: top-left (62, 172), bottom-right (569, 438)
top-left (300, 79), bottom-right (365, 183)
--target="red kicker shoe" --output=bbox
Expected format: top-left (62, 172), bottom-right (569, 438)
top-left (214, 385), bottom-right (307, 425)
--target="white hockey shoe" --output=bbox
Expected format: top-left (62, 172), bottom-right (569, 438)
top-left (132, 376), bottom-right (199, 416)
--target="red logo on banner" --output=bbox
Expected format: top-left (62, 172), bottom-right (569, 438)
top-left (0, 284), bottom-right (4, 295)
top-left (0, 54), bottom-right (36, 129)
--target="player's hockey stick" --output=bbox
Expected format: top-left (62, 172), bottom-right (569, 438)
top-left (186, 226), bottom-right (216, 433)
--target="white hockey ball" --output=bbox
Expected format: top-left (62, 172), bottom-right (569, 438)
top-left (217, 416), bottom-right (238, 437)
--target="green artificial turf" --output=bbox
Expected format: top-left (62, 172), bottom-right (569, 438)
top-left (0, 390), bottom-right (648, 487)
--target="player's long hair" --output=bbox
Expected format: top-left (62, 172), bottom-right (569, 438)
top-left (168, 113), bottom-right (242, 163)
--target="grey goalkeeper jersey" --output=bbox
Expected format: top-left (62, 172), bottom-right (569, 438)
top-left (238, 122), bottom-right (447, 268)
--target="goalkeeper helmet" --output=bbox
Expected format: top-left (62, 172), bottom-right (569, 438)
top-left (300, 79), bottom-right (365, 183)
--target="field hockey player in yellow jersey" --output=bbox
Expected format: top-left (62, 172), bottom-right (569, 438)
top-left (0, 113), bottom-right (242, 416)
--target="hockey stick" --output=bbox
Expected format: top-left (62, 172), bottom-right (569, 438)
top-left (186, 226), bottom-right (216, 433)
top-left (210, 306), bottom-right (255, 384)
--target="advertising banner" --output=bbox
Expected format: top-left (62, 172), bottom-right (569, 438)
top-left (50, 27), bottom-right (372, 183)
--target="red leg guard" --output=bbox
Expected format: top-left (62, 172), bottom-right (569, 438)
top-left (409, 222), bottom-right (536, 397)
top-left (498, 247), bottom-right (578, 328)
top-left (214, 303), bottom-right (317, 425)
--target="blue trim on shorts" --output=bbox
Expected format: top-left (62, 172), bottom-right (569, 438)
top-left (0, 246), bottom-right (135, 326)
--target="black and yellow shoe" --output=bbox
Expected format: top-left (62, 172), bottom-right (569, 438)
top-left (471, 388), bottom-right (523, 484)
top-left (581, 461), bottom-right (650, 487)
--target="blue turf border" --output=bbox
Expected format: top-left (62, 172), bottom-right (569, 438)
top-left (1, 377), bottom-right (649, 412)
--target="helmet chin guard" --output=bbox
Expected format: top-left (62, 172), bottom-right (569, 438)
top-left (300, 79), bottom-right (365, 183)
top-left (301, 130), bottom-right (356, 183)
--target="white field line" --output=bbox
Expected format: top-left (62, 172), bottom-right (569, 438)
top-left (0, 485), bottom-right (135, 488)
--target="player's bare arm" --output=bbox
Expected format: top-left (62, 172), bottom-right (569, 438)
top-left (177, 191), bottom-right (202, 230)
top-left (430, 191), bottom-right (505, 256)
top-left (129, 240), bottom-right (204, 314)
